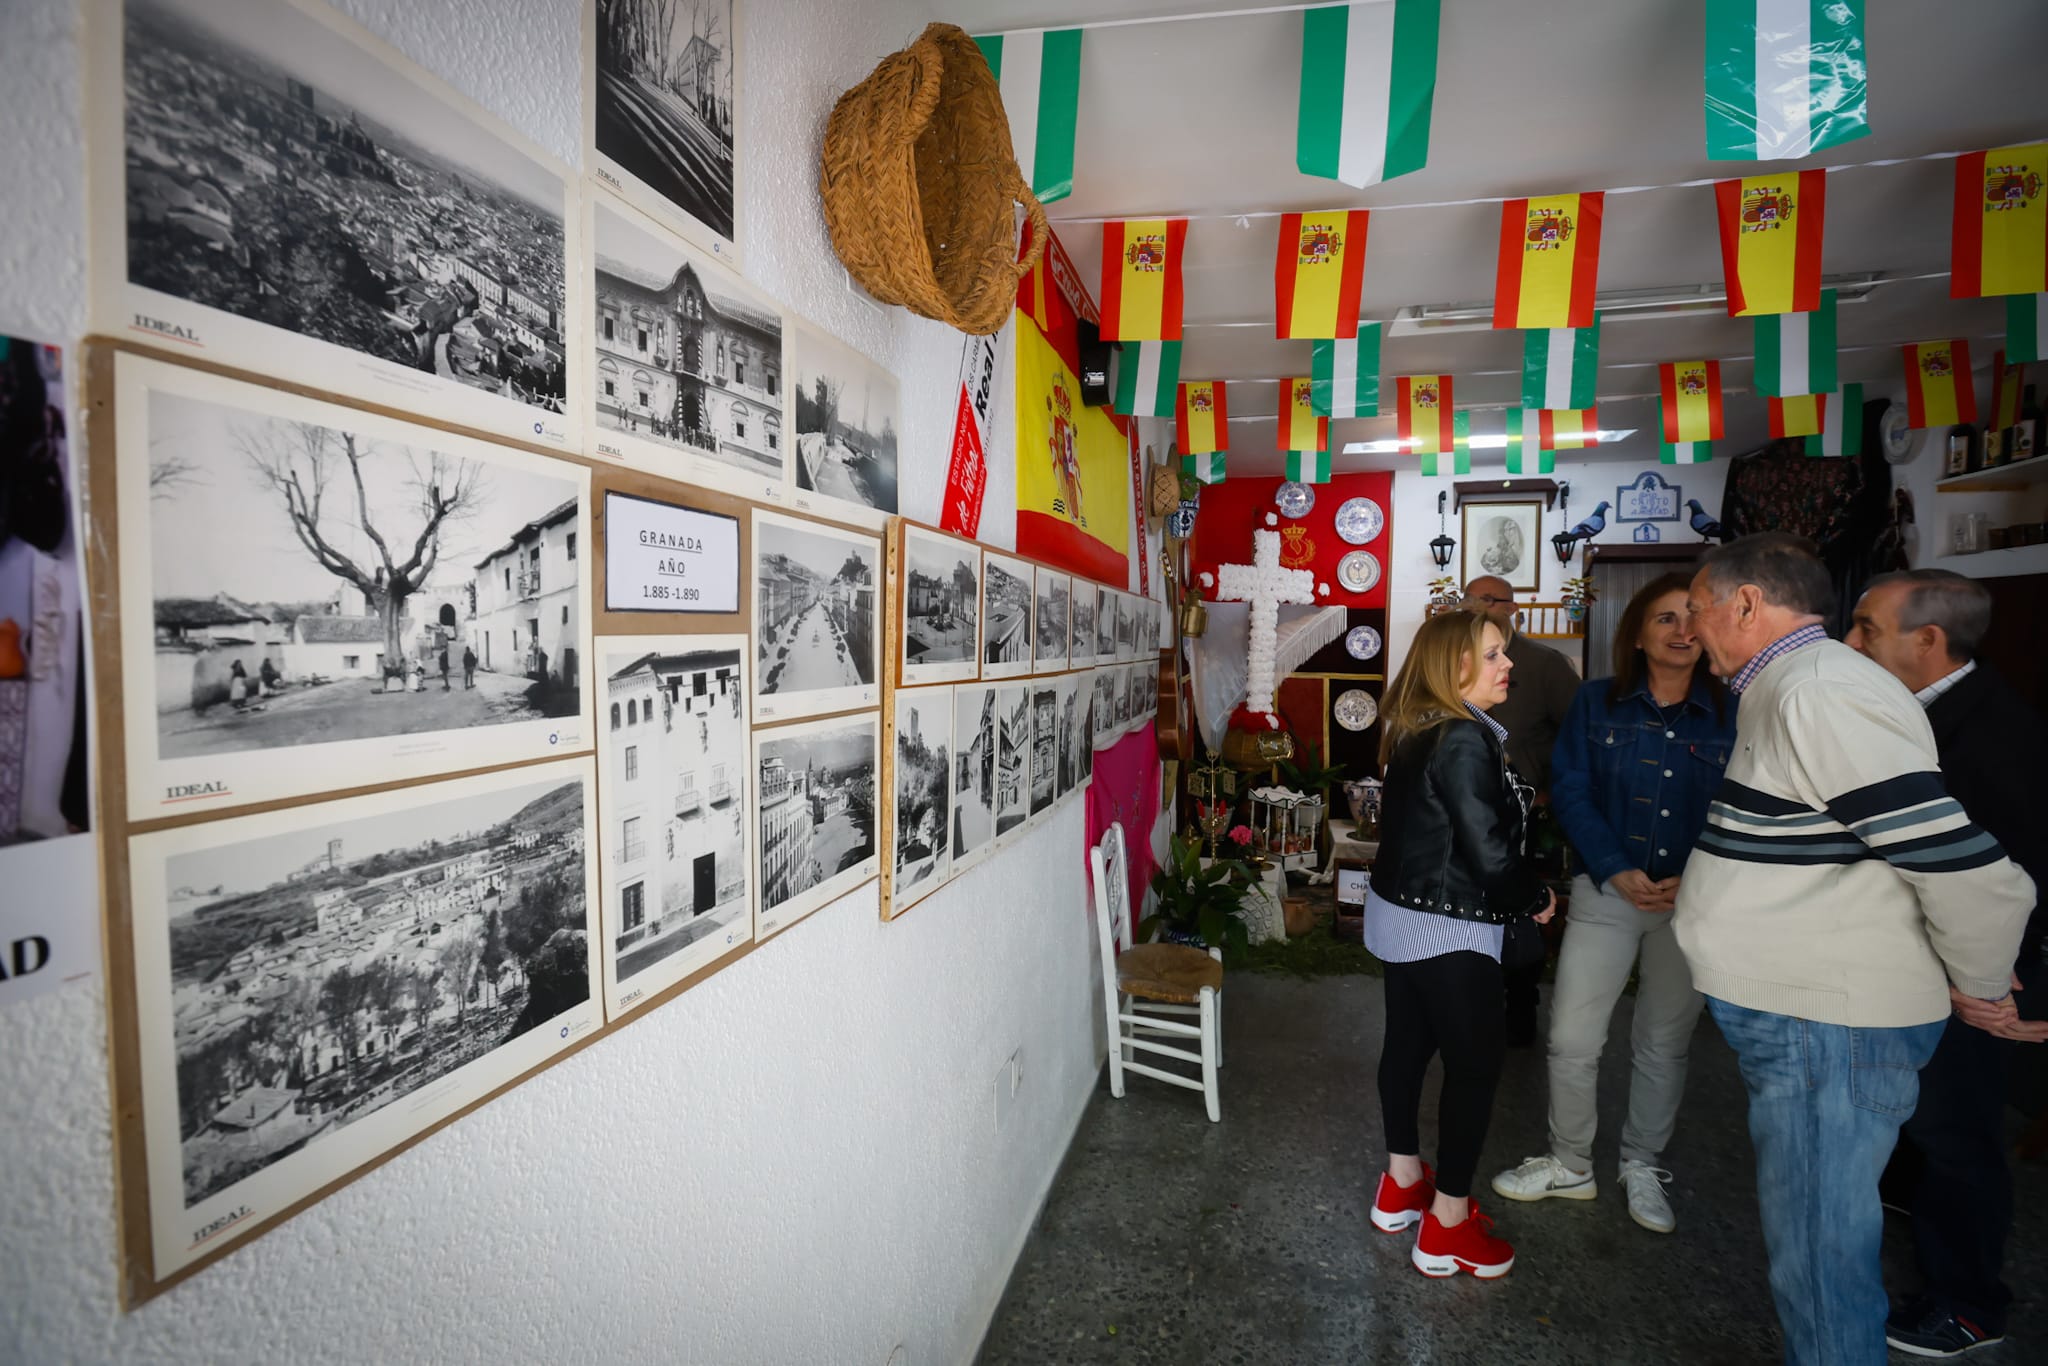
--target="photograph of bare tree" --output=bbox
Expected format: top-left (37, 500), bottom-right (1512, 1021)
top-left (889, 686), bottom-right (949, 912)
top-left (591, 0), bottom-right (739, 259)
top-left (791, 320), bottom-right (897, 526)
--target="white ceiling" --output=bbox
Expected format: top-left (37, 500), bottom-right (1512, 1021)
top-left (949, 0), bottom-right (2048, 473)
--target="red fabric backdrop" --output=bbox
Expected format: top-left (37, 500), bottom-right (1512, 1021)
top-left (1086, 724), bottom-right (1163, 928)
top-left (1188, 472), bottom-right (1394, 609)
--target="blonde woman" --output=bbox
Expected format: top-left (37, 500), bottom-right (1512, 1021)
top-left (1367, 610), bottom-right (1555, 1280)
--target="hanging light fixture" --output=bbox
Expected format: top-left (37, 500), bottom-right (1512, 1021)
top-left (1550, 480), bottom-right (1578, 564)
top-left (1429, 490), bottom-right (1456, 570)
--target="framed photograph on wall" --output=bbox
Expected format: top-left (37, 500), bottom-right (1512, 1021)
top-left (1055, 674), bottom-right (1083, 802)
top-left (109, 352), bottom-right (593, 823)
top-left (980, 552), bottom-right (1034, 680)
top-left (595, 634), bottom-right (752, 1021)
top-left (888, 685), bottom-right (951, 913)
top-left (1068, 582), bottom-right (1096, 671)
top-left (994, 682), bottom-right (1030, 842)
top-left (1092, 667), bottom-right (1118, 749)
top-left (1460, 500), bottom-right (1542, 594)
top-left (1093, 585), bottom-right (1116, 665)
top-left (752, 711), bottom-right (878, 938)
top-left (898, 523), bottom-right (981, 687)
top-left (749, 508), bottom-right (879, 724)
top-left (949, 682), bottom-right (997, 876)
top-left (787, 319), bottom-right (898, 530)
top-left (1028, 681), bottom-right (1059, 821)
top-left (1033, 568), bottom-right (1070, 674)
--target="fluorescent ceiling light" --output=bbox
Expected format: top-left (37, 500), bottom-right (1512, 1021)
top-left (1343, 428), bottom-right (1636, 454)
top-left (1386, 274), bottom-right (1883, 336)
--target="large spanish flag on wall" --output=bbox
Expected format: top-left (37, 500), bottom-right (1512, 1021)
top-left (1176, 380), bottom-right (1229, 454)
top-left (1659, 360), bottom-right (1726, 443)
top-left (1952, 144), bottom-right (2048, 298)
top-left (1396, 374), bottom-right (1454, 454)
top-left (1277, 377), bottom-right (1327, 453)
top-left (1714, 170), bottom-right (1826, 316)
top-left (1274, 210), bottom-right (1370, 338)
top-left (1494, 192), bottom-right (1603, 329)
top-left (1100, 219), bottom-right (1188, 340)
top-left (1901, 339), bottom-right (1976, 428)
top-left (1014, 224), bottom-right (1131, 584)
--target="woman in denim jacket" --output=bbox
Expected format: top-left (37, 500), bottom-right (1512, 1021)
top-left (1490, 573), bottom-right (1735, 1235)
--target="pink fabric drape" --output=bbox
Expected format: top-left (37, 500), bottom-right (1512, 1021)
top-left (1085, 723), bottom-right (1163, 922)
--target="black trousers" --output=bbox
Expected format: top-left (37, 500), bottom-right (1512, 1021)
top-left (1379, 951), bottom-right (1507, 1199)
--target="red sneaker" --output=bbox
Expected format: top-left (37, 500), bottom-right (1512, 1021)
top-left (1411, 1204), bottom-right (1515, 1279)
top-left (1370, 1165), bottom-right (1435, 1233)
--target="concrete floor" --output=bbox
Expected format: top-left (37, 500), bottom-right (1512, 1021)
top-left (977, 974), bottom-right (2048, 1365)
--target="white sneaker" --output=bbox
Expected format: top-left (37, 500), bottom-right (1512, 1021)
top-left (1620, 1160), bottom-right (1676, 1233)
top-left (1490, 1155), bottom-right (1597, 1203)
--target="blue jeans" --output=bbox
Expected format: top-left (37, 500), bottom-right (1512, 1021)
top-left (1707, 999), bottom-right (1944, 1366)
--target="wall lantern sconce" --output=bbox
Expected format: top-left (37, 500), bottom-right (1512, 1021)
top-left (1429, 490), bottom-right (1456, 570)
top-left (1549, 480), bottom-right (1577, 564)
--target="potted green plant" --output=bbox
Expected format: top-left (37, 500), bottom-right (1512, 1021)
top-left (1560, 575), bottom-right (1597, 622)
top-left (1141, 831), bottom-right (1257, 957)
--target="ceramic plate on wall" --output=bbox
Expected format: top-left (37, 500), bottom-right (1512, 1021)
top-left (1275, 481), bottom-right (1315, 518)
top-left (1334, 497), bottom-right (1384, 545)
top-left (1334, 689), bottom-right (1378, 731)
top-left (1344, 624), bottom-right (1382, 661)
top-left (1336, 550), bottom-right (1381, 593)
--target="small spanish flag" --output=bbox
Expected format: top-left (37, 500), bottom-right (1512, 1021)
top-left (1767, 393), bottom-right (1825, 439)
top-left (1396, 375), bottom-right (1455, 454)
top-left (1990, 350), bottom-right (2026, 430)
top-left (1951, 144), bottom-right (2048, 299)
top-left (1176, 380), bottom-right (1229, 454)
top-left (1714, 170), bottom-right (1826, 316)
top-left (1494, 192), bottom-right (1603, 329)
top-left (1274, 210), bottom-right (1369, 339)
top-left (1659, 360), bottom-right (1725, 443)
top-left (1100, 219), bottom-right (1188, 340)
top-left (1285, 450), bottom-right (1333, 482)
top-left (1901, 340), bottom-right (1977, 428)
top-left (1277, 377), bottom-right (1328, 453)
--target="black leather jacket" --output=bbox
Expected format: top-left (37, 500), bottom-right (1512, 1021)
top-left (1369, 715), bottom-right (1546, 926)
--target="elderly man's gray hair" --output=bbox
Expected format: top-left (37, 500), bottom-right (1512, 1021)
top-left (1862, 568), bottom-right (1992, 662)
top-left (1697, 532), bottom-right (1835, 618)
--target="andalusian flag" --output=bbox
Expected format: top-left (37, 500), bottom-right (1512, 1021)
top-left (1951, 144), bottom-right (2048, 298)
top-left (1182, 451), bottom-right (1226, 484)
top-left (1754, 288), bottom-right (1838, 396)
top-left (1714, 170), bottom-right (1826, 315)
top-left (1660, 360), bottom-right (1726, 443)
top-left (1100, 219), bottom-right (1187, 341)
top-left (1901, 339), bottom-right (1976, 428)
top-left (1767, 393), bottom-right (1825, 439)
top-left (1176, 380), bottom-right (1229, 454)
top-left (1296, 0), bottom-right (1439, 189)
top-left (1420, 411), bottom-right (1470, 476)
top-left (1112, 340), bottom-right (1181, 417)
top-left (1704, 0), bottom-right (1869, 161)
top-left (1804, 385), bottom-right (1865, 457)
top-left (974, 28), bottom-right (1083, 204)
top-left (1504, 408), bottom-right (1597, 473)
top-left (1277, 377), bottom-right (1328, 453)
top-left (1396, 375), bottom-right (1454, 454)
top-left (1310, 323), bottom-right (1381, 417)
top-left (1274, 210), bottom-right (1369, 339)
top-left (1494, 193), bottom-right (1604, 329)
top-left (1285, 450), bottom-right (1333, 482)
top-left (2008, 293), bottom-right (2048, 362)
top-left (1521, 317), bottom-right (1600, 410)
top-left (1990, 351), bottom-right (2026, 430)
top-left (1661, 439), bottom-right (1713, 465)
top-left (1503, 411), bottom-right (1553, 475)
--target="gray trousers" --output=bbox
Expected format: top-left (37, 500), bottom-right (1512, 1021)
top-left (1547, 874), bottom-right (1705, 1169)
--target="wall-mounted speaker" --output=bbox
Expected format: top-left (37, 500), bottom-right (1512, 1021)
top-left (1076, 319), bottom-right (1115, 407)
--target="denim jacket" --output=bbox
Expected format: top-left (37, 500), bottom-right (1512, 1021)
top-left (1548, 674), bottom-right (1736, 887)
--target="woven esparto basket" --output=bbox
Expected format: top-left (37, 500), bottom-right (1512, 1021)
top-left (820, 22), bottom-right (1049, 336)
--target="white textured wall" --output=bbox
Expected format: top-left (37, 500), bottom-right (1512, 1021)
top-left (0, 2), bottom-right (1105, 1362)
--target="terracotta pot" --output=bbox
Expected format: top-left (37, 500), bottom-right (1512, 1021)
top-left (1282, 895), bottom-right (1318, 937)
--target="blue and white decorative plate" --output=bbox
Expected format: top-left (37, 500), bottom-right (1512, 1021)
top-left (1344, 625), bottom-right (1383, 661)
top-left (1334, 689), bottom-right (1379, 731)
top-left (1275, 481), bottom-right (1315, 519)
top-left (1334, 496), bottom-right (1385, 545)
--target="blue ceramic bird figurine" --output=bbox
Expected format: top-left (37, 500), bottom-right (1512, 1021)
top-left (1563, 501), bottom-right (1610, 540)
top-left (1686, 499), bottom-right (1728, 542)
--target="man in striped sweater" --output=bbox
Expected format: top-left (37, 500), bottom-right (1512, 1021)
top-left (1672, 534), bottom-right (2035, 1366)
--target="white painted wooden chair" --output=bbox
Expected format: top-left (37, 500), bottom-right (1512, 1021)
top-left (1090, 821), bottom-right (1223, 1122)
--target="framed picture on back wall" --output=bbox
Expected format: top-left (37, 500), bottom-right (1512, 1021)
top-left (1460, 500), bottom-right (1542, 594)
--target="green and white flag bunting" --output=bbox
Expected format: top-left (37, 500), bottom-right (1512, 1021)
top-left (1753, 289), bottom-right (1838, 396)
top-left (1309, 323), bottom-right (1382, 418)
top-left (974, 28), bottom-right (1083, 204)
top-left (1704, 0), bottom-right (1869, 161)
top-left (1182, 451), bottom-right (1226, 484)
top-left (1420, 411), bottom-right (1470, 476)
top-left (1661, 439), bottom-right (1712, 465)
top-left (1297, 0), bottom-right (1439, 188)
top-left (1503, 410), bottom-right (1555, 475)
top-left (1113, 339), bottom-right (1181, 417)
top-left (2007, 293), bottom-right (2048, 364)
top-left (1285, 450), bottom-right (1332, 483)
top-left (1521, 316), bottom-right (1601, 410)
top-left (1803, 384), bottom-right (1865, 457)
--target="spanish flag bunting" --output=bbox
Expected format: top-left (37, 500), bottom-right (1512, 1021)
top-left (1951, 144), bottom-right (2048, 299)
top-left (1277, 376), bottom-right (1328, 453)
top-left (1805, 385), bottom-right (1865, 457)
top-left (1659, 360), bottom-right (1726, 443)
top-left (1713, 170), bottom-right (1826, 316)
top-left (1494, 192), bottom-right (1604, 329)
top-left (1100, 219), bottom-right (1188, 340)
top-left (1901, 339), bottom-right (1977, 428)
top-left (1183, 450), bottom-right (1226, 484)
top-left (1990, 351), bottom-right (2026, 430)
top-left (2007, 293), bottom-right (2048, 363)
top-left (1503, 410), bottom-right (1553, 475)
top-left (1112, 340), bottom-right (1181, 417)
top-left (1661, 439), bottom-right (1712, 465)
top-left (1420, 411), bottom-right (1470, 476)
top-left (1753, 288), bottom-right (1838, 397)
top-left (1285, 450), bottom-right (1333, 483)
top-left (1396, 374), bottom-right (1454, 454)
top-left (1767, 393), bottom-right (1825, 440)
top-left (1310, 323), bottom-right (1382, 418)
top-left (1521, 317), bottom-right (1600, 410)
top-left (1176, 379), bottom-right (1229, 454)
top-left (1274, 210), bottom-right (1370, 338)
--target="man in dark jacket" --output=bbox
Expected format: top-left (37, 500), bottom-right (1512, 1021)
top-left (1849, 568), bottom-right (2048, 1359)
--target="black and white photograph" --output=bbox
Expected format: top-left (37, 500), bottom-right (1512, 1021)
top-left (1056, 676), bottom-right (1082, 801)
top-left (790, 319), bottom-right (898, 528)
top-left (1070, 586), bottom-right (1096, 672)
top-left (589, 0), bottom-right (740, 263)
top-left (1114, 663), bottom-right (1134, 731)
top-left (112, 353), bottom-right (591, 822)
top-left (753, 711), bottom-right (878, 937)
top-left (750, 509), bottom-right (878, 723)
top-left (949, 682), bottom-right (996, 876)
top-left (1093, 585), bottom-right (1116, 664)
top-left (1029, 683), bottom-right (1058, 819)
top-left (92, 0), bottom-right (577, 448)
top-left (1033, 567), bottom-right (1069, 674)
top-left (591, 199), bottom-right (783, 498)
top-left (1115, 592), bottom-right (1138, 662)
top-left (900, 523), bottom-right (980, 687)
top-left (1093, 667), bottom-right (1118, 748)
top-left (596, 635), bottom-right (751, 1020)
top-left (1461, 499), bottom-right (1542, 594)
top-left (1077, 685), bottom-right (1095, 783)
top-left (994, 683), bottom-right (1030, 841)
top-left (888, 686), bottom-right (950, 913)
top-left (128, 758), bottom-right (601, 1277)
top-left (981, 552), bottom-right (1033, 681)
